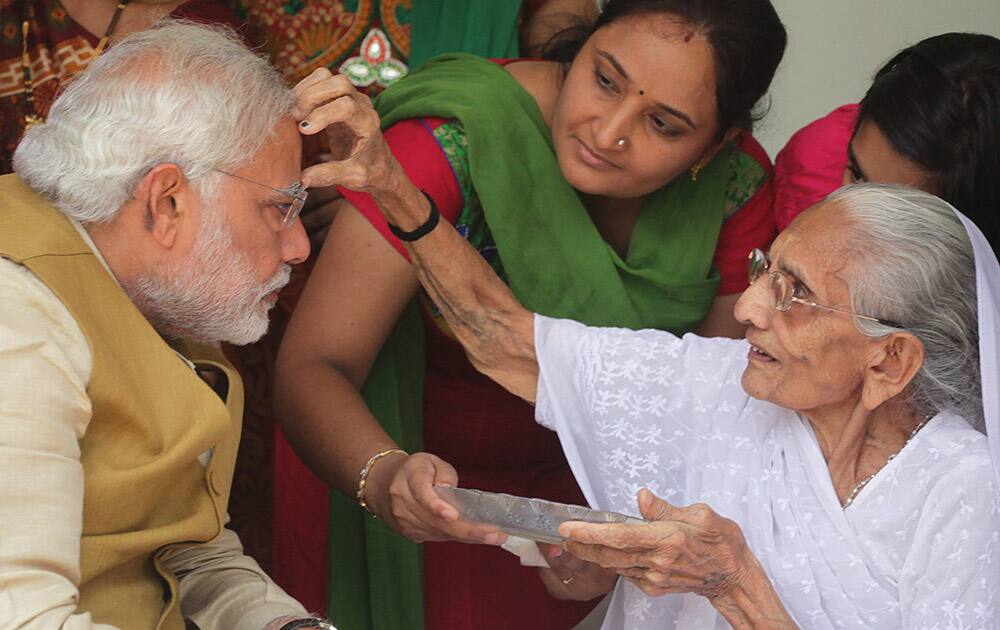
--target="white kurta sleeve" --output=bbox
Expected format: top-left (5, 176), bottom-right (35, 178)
top-left (532, 314), bottom-right (751, 515)
top-left (0, 259), bottom-right (118, 630)
top-left (898, 453), bottom-right (1000, 630)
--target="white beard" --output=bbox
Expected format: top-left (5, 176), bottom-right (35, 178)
top-left (126, 205), bottom-right (291, 345)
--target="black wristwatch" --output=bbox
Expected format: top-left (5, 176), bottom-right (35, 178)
top-left (278, 618), bottom-right (337, 630)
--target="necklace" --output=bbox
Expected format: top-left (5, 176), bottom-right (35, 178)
top-left (842, 413), bottom-right (933, 509)
top-left (20, 1), bottom-right (131, 128)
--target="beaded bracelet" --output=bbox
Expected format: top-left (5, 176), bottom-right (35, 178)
top-left (356, 448), bottom-right (408, 516)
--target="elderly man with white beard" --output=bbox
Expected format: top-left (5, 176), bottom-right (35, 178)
top-left (0, 21), bottom-right (344, 630)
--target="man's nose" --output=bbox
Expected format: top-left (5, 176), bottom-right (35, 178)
top-left (281, 217), bottom-right (310, 265)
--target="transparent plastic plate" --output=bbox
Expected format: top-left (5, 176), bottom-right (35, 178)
top-left (434, 486), bottom-right (646, 544)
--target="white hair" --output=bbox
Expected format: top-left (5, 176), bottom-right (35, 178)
top-left (826, 184), bottom-right (983, 430)
top-left (13, 20), bottom-right (295, 223)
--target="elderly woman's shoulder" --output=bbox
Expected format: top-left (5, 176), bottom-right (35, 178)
top-left (916, 412), bottom-right (996, 501)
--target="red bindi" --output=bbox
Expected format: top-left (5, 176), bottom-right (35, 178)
top-left (684, 32), bottom-right (694, 43)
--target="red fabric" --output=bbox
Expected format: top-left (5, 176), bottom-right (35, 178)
top-left (420, 307), bottom-right (596, 629)
top-left (773, 104), bottom-right (859, 231)
top-left (715, 132), bottom-right (777, 294)
top-left (272, 427), bottom-right (329, 613)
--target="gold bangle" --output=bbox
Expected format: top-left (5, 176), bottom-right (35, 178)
top-left (356, 448), bottom-right (407, 516)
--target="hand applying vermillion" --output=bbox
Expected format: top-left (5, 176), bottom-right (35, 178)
top-left (291, 67), bottom-right (404, 195)
top-left (559, 490), bottom-right (798, 628)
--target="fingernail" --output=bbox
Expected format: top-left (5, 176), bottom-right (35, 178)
top-left (484, 533), bottom-right (502, 545)
top-left (299, 120), bottom-right (310, 129)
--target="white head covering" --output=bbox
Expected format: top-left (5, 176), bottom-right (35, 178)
top-left (955, 209), bottom-right (1000, 489)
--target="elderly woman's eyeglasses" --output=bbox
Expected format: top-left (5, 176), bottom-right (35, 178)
top-left (214, 169), bottom-right (307, 228)
top-left (747, 249), bottom-right (902, 328)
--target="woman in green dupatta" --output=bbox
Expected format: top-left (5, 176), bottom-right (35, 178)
top-left (276, 1), bottom-right (787, 628)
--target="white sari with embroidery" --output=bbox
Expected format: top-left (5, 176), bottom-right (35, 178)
top-left (533, 222), bottom-right (1000, 630)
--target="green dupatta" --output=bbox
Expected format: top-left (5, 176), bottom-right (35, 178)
top-left (327, 53), bottom-right (735, 629)
top-left (408, 0), bottom-right (522, 67)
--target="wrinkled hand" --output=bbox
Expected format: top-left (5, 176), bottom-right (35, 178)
top-left (536, 542), bottom-right (618, 601)
top-left (364, 451), bottom-right (508, 546)
top-left (292, 68), bottom-right (401, 194)
top-left (559, 489), bottom-right (752, 601)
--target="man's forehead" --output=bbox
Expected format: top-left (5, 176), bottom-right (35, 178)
top-left (231, 121), bottom-right (301, 191)
top-left (266, 118), bottom-right (303, 180)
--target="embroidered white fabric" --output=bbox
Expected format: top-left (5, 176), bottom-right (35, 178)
top-left (534, 317), bottom-right (1000, 629)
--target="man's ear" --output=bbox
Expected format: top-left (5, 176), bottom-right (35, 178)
top-left (861, 333), bottom-right (925, 410)
top-left (138, 163), bottom-right (188, 249)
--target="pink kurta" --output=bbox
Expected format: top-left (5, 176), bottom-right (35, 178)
top-left (773, 104), bottom-right (859, 231)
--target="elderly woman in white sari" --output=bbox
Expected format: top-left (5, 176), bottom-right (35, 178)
top-left (302, 94), bottom-right (1000, 628)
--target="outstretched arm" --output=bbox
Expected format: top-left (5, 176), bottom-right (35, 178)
top-left (299, 70), bottom-right (539, 402)
top-left (373, 180), bottom-right (538, 402)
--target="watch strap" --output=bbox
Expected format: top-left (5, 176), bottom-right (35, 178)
top-left (278, 618), bottom-right (336, 630)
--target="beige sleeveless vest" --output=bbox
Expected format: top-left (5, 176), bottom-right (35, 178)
top-left (0, 174), bottom-right (244, 629)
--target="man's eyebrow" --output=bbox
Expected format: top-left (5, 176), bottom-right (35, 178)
top-left (847, 143), bottom-right (867, 180)
top-left (596, 50), bottom-right (697, 130)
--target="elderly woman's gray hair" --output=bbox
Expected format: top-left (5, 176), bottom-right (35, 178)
top-left (13, 20), bottom-right (296, 224)
top-left (828, 184), bottom-right (983, 430)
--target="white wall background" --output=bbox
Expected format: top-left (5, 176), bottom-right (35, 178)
top-left (756, 0), bottom-right (1000, 159)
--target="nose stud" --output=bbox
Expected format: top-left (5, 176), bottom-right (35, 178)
top-left (617, 138), bottom-right (626, 147)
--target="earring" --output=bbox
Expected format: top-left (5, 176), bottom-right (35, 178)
top-left (617, 138), bottom-right (626, 147)
top-left (690, 161), bottom-right (703, 182)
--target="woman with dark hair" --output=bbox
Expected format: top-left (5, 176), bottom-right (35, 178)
top-left (275, 1), bottom-right (786, 628)
top-left (774, 32), bottom-right (1000, 247)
